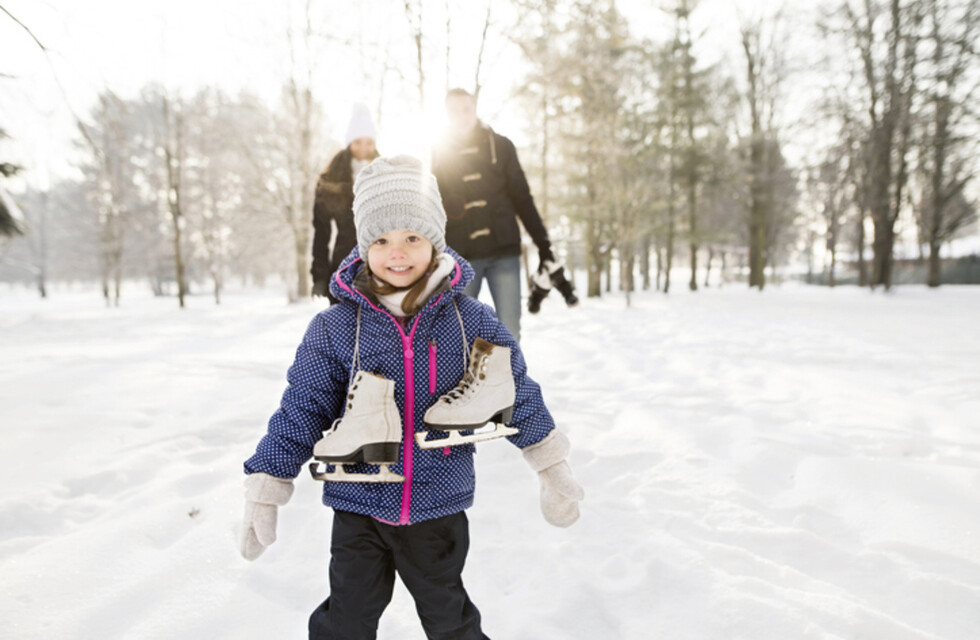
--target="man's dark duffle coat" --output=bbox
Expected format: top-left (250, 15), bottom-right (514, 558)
top-left (430, 123), bottom-right (552, 262)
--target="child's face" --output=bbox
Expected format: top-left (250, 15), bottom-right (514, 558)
top-left (367, 230), bottom-right (434, 288)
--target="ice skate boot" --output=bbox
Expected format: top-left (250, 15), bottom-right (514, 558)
top-left (417, 338), bottom-right (518, 449)
top-left (527, 265), bottom-right (552, 314)
top-left (546, 261), bottom-right (578, 307)
top-left (309, 371), bottom-right (405, 483)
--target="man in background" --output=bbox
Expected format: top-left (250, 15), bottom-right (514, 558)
top-left (430, 88), bottom-right (557, 342)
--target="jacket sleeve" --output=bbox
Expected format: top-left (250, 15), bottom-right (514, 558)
top-left (472, 300), bottom-right (556, 449)
top-left (498, 134), bottom-right (553, 259)
top-left (244, 312), bottom-right (348, 478)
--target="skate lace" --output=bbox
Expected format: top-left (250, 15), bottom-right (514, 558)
top-left (325, 417), bottom-right (343, 435)
top-left (443, 357), bottom-right (487, 403)
top-left (325, 372), bottom-right (360, 434)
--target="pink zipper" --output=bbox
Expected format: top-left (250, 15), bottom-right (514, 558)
top-left (428, 339), bottom-right (437, 394)
top-left (400, 332), bottom-right (415, 524)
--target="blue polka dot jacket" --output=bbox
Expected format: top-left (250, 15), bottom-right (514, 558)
top-left (244, 247), bottom-right (556, 525)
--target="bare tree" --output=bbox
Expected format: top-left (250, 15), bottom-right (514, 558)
top-left (839, 0), bottom-right (924, 290)
top-left (738, 8), bottom-right (794, 290)
top-left (404, 0), bottom-right (426, 110)
top-left (674, 0), bottom-right (707, 292)
top-left (915, 0), bottom-right (980, 286)
top-left (810, 142), bottom-right (858, 286)
top-left (80, 93), bottom-right (133, 307)
top-left (473, 2), bottom-right (493, 99)
top-left (247, 0), bottom-right (325, 301)
top-left (162, 93), bottom-right (189, 307)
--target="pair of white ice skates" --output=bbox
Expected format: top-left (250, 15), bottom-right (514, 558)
top-left (309, 338), bottom-right (518, 483)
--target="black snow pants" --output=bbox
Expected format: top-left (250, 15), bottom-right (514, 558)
top-left (308, 510), bottom-right (489, 640)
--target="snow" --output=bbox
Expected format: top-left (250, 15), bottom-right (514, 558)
top-left (1, 282), bottom-right (979, 639)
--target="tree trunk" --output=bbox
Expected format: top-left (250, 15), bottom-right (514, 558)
top-left (656, 246), bottom-right (664, 291)
top-left (704, 247), bottom-right (713, 287)
top-left (641, 233), bottom-right (651, 290)
top-left (743, 23), bottom-right (766, 291)
top-left (585, 165), bottom-right (602, 298)
top-left (620, 243), bottom-right (635, 294)
top-left (851, 213), bottom-right (864, 285)
top-left (829, 245), bottom-right (837, 288)
top-left (749, 218), bottom-right (766, 289)
top-left (605, 252), bottom-right (612, 293)
top-left (927, 241), bottom-right (942, 287)
top-left (163, 95), bottom-right (188, 308)
top-left (687, 151), bottom-right (698, 292)
top-left (664, 180), bottom-right (676, 294)
top-left (871, 217), bottom-right (894, 290)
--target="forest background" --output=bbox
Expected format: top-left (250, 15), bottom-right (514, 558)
top-left (1, 0), bottom-right (978, 305)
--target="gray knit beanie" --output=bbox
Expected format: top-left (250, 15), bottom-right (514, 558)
top-left (353, 155), bottom-right (447, 258)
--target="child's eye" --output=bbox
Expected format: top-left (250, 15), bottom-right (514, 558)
top-left (374, 238), bottom-right (387, 245)
top-left (406, 235), bottom-right (421, 243)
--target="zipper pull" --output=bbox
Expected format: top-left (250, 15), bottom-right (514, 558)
top-left (428, 339), bottom-right (438, 395)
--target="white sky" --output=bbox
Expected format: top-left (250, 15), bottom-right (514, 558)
top-left (2, 0), bottom-right (523, 183)
top-left (2, 0), bottom-right (791, 189)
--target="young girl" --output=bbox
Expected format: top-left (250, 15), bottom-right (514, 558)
top-left (240, 155), bottom-right (583, 640)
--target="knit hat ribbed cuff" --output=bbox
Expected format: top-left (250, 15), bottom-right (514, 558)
top-left (353, 155), bottom-right (447, 257)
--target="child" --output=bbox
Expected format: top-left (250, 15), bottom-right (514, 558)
top-left (240, 155), bottom-right (583, 640)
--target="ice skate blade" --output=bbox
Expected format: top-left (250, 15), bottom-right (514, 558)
top-left (308, 462), bottom-right (404, 483)
top-left (422, 406), bottom-right (515, 432)
top-left (313, 441), bottom-right (400, 464)
top-left (415, 423), bottom-right (519, 450)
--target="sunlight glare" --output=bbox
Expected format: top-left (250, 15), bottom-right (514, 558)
top-left (378, 103), bottom-right (447, 168)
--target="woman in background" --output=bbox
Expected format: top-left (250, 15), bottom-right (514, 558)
top-left (311, 102), bottom-right (380, 303)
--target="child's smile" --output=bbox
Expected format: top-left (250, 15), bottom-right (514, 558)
top-left (367, 230), bottom-right (434, 288)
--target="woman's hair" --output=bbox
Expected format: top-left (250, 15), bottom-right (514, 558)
top-left (366, 247), bottom-right (440, 316)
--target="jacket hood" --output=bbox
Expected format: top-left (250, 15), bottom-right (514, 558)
top-left (329, 245), bottom-right (475, 313)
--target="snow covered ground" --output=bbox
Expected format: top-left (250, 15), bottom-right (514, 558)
top-left (1, 281), bottom-right (978, 639)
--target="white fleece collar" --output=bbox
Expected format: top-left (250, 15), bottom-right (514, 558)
top-left (374, 253), bottom-right (456, 317)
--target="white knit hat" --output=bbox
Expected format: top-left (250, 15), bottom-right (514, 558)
top-left (345, 102), bottom-right (377, 146)
top-left (353, 155), bottom-right (447, 257)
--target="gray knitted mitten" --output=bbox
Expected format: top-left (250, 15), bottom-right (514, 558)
top-left (239, 473), bottom-right (294, 561)
top-left (522, 431), bottom-right (584, 527)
